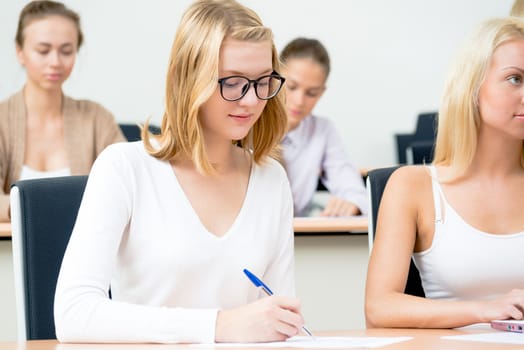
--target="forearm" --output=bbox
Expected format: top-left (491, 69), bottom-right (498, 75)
top-left (0, 194), bottom-right (10, 222)
top-left (55, 288), bottom-right (218, 343)
top-left (366, 292), bottom-right (483, 329)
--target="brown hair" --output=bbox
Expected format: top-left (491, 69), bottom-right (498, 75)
top-left (16, 0), bottom-right (83, 49)
top-left (280, 37), bottom-right (331, 78)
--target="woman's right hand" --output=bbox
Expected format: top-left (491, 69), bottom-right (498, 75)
top-left (478, 289), bottom-right (524, 322)
top-left (215, 296), bottom-right (305, 343)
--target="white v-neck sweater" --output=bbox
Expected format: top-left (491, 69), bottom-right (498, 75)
top-left (54, 141), bottom-right (295, 343)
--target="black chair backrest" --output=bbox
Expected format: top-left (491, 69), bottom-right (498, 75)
top-left (119, 123), bottom-right (161, 142)
top-left (367, 166), bottom-right (425, 297)
top-left (407, 140), bottom-right (435, 165)
top-left (414, 112), bottom-right (438, 140)
top-left (395, 112), bottom-right (438, 164)
top-left (11, 176), bottom-right (88, 340)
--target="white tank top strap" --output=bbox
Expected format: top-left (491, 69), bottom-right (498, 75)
top-left (427, 165), bottom-right (443, 223)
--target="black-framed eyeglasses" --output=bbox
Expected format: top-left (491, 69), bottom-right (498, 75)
top-left (217, 71), bottom-right (286, 101)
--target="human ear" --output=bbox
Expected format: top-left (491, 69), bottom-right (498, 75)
top-left (16, 45), bottom-right (26, 66)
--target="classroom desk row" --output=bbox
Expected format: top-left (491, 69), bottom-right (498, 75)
top-left (0, 216), bottom-right (369, 238)
top-left (1, 327), bottom-right (521, 349)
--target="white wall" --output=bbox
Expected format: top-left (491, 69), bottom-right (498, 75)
top-left (0, 0), bottom-right (514, 168)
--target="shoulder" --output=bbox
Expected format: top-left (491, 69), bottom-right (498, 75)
top-left (306, 115), bottom-right (341, 140)
top-left (0, 92), bottom-right (25, 138)
top-left (63, 95), bottom-right (116, 121)
top-left (91, 141), bottom-right (168, 189)
top-left (253, 156), bottom-right (287, 182)
top-left (383, 165), bottom-right (433, 204)
top-left (0, 91), bottom-right (23, 116)
top-left (290, 115), bottom-right (335, 141)
top-left (387, 165), bottom-right (431, 188)
top-left (309, 115), bottom-right (336, 130)
top-left (95, 141), bottom-right (149, 168)
top-left (252, 157), bottom-right (292, 202)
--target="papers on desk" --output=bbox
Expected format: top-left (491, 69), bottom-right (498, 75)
top-left (442, 332), bottom-right (524, 345)
top-left (196, 336), bottom-right (412, 348)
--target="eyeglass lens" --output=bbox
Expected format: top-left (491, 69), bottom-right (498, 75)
top-left (221, 75), bottom-right (283, 101)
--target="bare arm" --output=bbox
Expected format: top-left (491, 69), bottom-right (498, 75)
top-left (365, 166), bottom-right (524, 328)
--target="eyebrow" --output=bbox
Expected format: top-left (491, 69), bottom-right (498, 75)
top-left (286, 78), bottom-right (325, 90)
top-left (501, 66), bottom-right (524, 74)
top-left (221, 68), bottom-right (274, 77)
top-left (35, 42), bottom-right (74, 49)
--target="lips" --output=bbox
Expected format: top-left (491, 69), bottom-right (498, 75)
top-left (288, 109), bottom-right (302, 117)
top-left (45, 73), bottom-right (62, 81)
top-left (229, 114), bottom-right (252, 122)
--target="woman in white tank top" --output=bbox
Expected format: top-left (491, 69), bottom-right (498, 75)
top-left (365, 17), bottom-right (524, 328)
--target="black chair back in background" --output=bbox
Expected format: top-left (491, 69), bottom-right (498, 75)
top-left (395, 112), bottom-right (438, 164)
top-left (10, 176), bottom-right (88, 340)
top-left (406, 140), bottom-right (435, 165)
top-left (119, 123), bottom-right (161, 142)
top-left (366, 166), bottom-right (425, 298)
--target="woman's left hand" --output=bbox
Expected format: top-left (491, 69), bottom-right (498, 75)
top-left (320, 197), bottom-right (360, 217)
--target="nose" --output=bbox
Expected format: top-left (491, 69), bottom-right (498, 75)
top-left (288, 88), bottom-right (305, 106)
top-left (238, 83), bottom-right (259, 106)
top-left (49, 50), bottom-right (61, 66)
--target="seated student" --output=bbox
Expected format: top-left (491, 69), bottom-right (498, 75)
top-left (54, 0), bottom-right (305, 344)
top-left (365, 17), bottom-right (524, 328)
top-left (0, 0), bottom-right (125, 222)
top-left (279, 38), bottom-right (367, 217)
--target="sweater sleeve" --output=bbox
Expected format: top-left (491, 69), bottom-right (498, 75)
top-left (261, 162), bottom-right (295, 296)
top-left (0, 103), bottom-right (11, 222)
top-left (92, 103), bottom-right (126, 154)
top-left (54, 144), bottom-right (218, 344)
top-left (0, 132), bottom-right (9, 221)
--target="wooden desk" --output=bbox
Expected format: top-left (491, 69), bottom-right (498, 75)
top-left (293, 216), bottom-right (368, 233)
top-left (1, 327), bottom-right (521, 349)
top-left (0, 217), bottom-right (370, 239)
top-left (0, 223), bottom-right (10, 238)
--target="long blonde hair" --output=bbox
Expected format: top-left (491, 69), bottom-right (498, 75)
top-left (143, 0), bottom-right (287, 174)
top-left (433, 17), bottom-right (524, 177)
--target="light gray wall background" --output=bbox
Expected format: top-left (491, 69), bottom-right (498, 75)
top-left (0, 0), bottom-right (515, 168)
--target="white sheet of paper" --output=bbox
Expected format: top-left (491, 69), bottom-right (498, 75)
top-left (442, 332), bottom-right (524, 345)
top-left (195, 336), bottom-right (412, 348)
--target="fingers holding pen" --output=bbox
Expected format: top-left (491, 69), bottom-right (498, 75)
top-left (272, 296), bottom-right (305, 336)
top-left (215, 295), bottom-right (305, 343)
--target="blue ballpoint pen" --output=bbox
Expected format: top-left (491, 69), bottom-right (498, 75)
top-left (243, 268), bottom-right (314, 337)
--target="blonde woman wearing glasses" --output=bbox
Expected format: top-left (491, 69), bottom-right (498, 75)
top-left (54, 0), bottom-right (305, 344)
